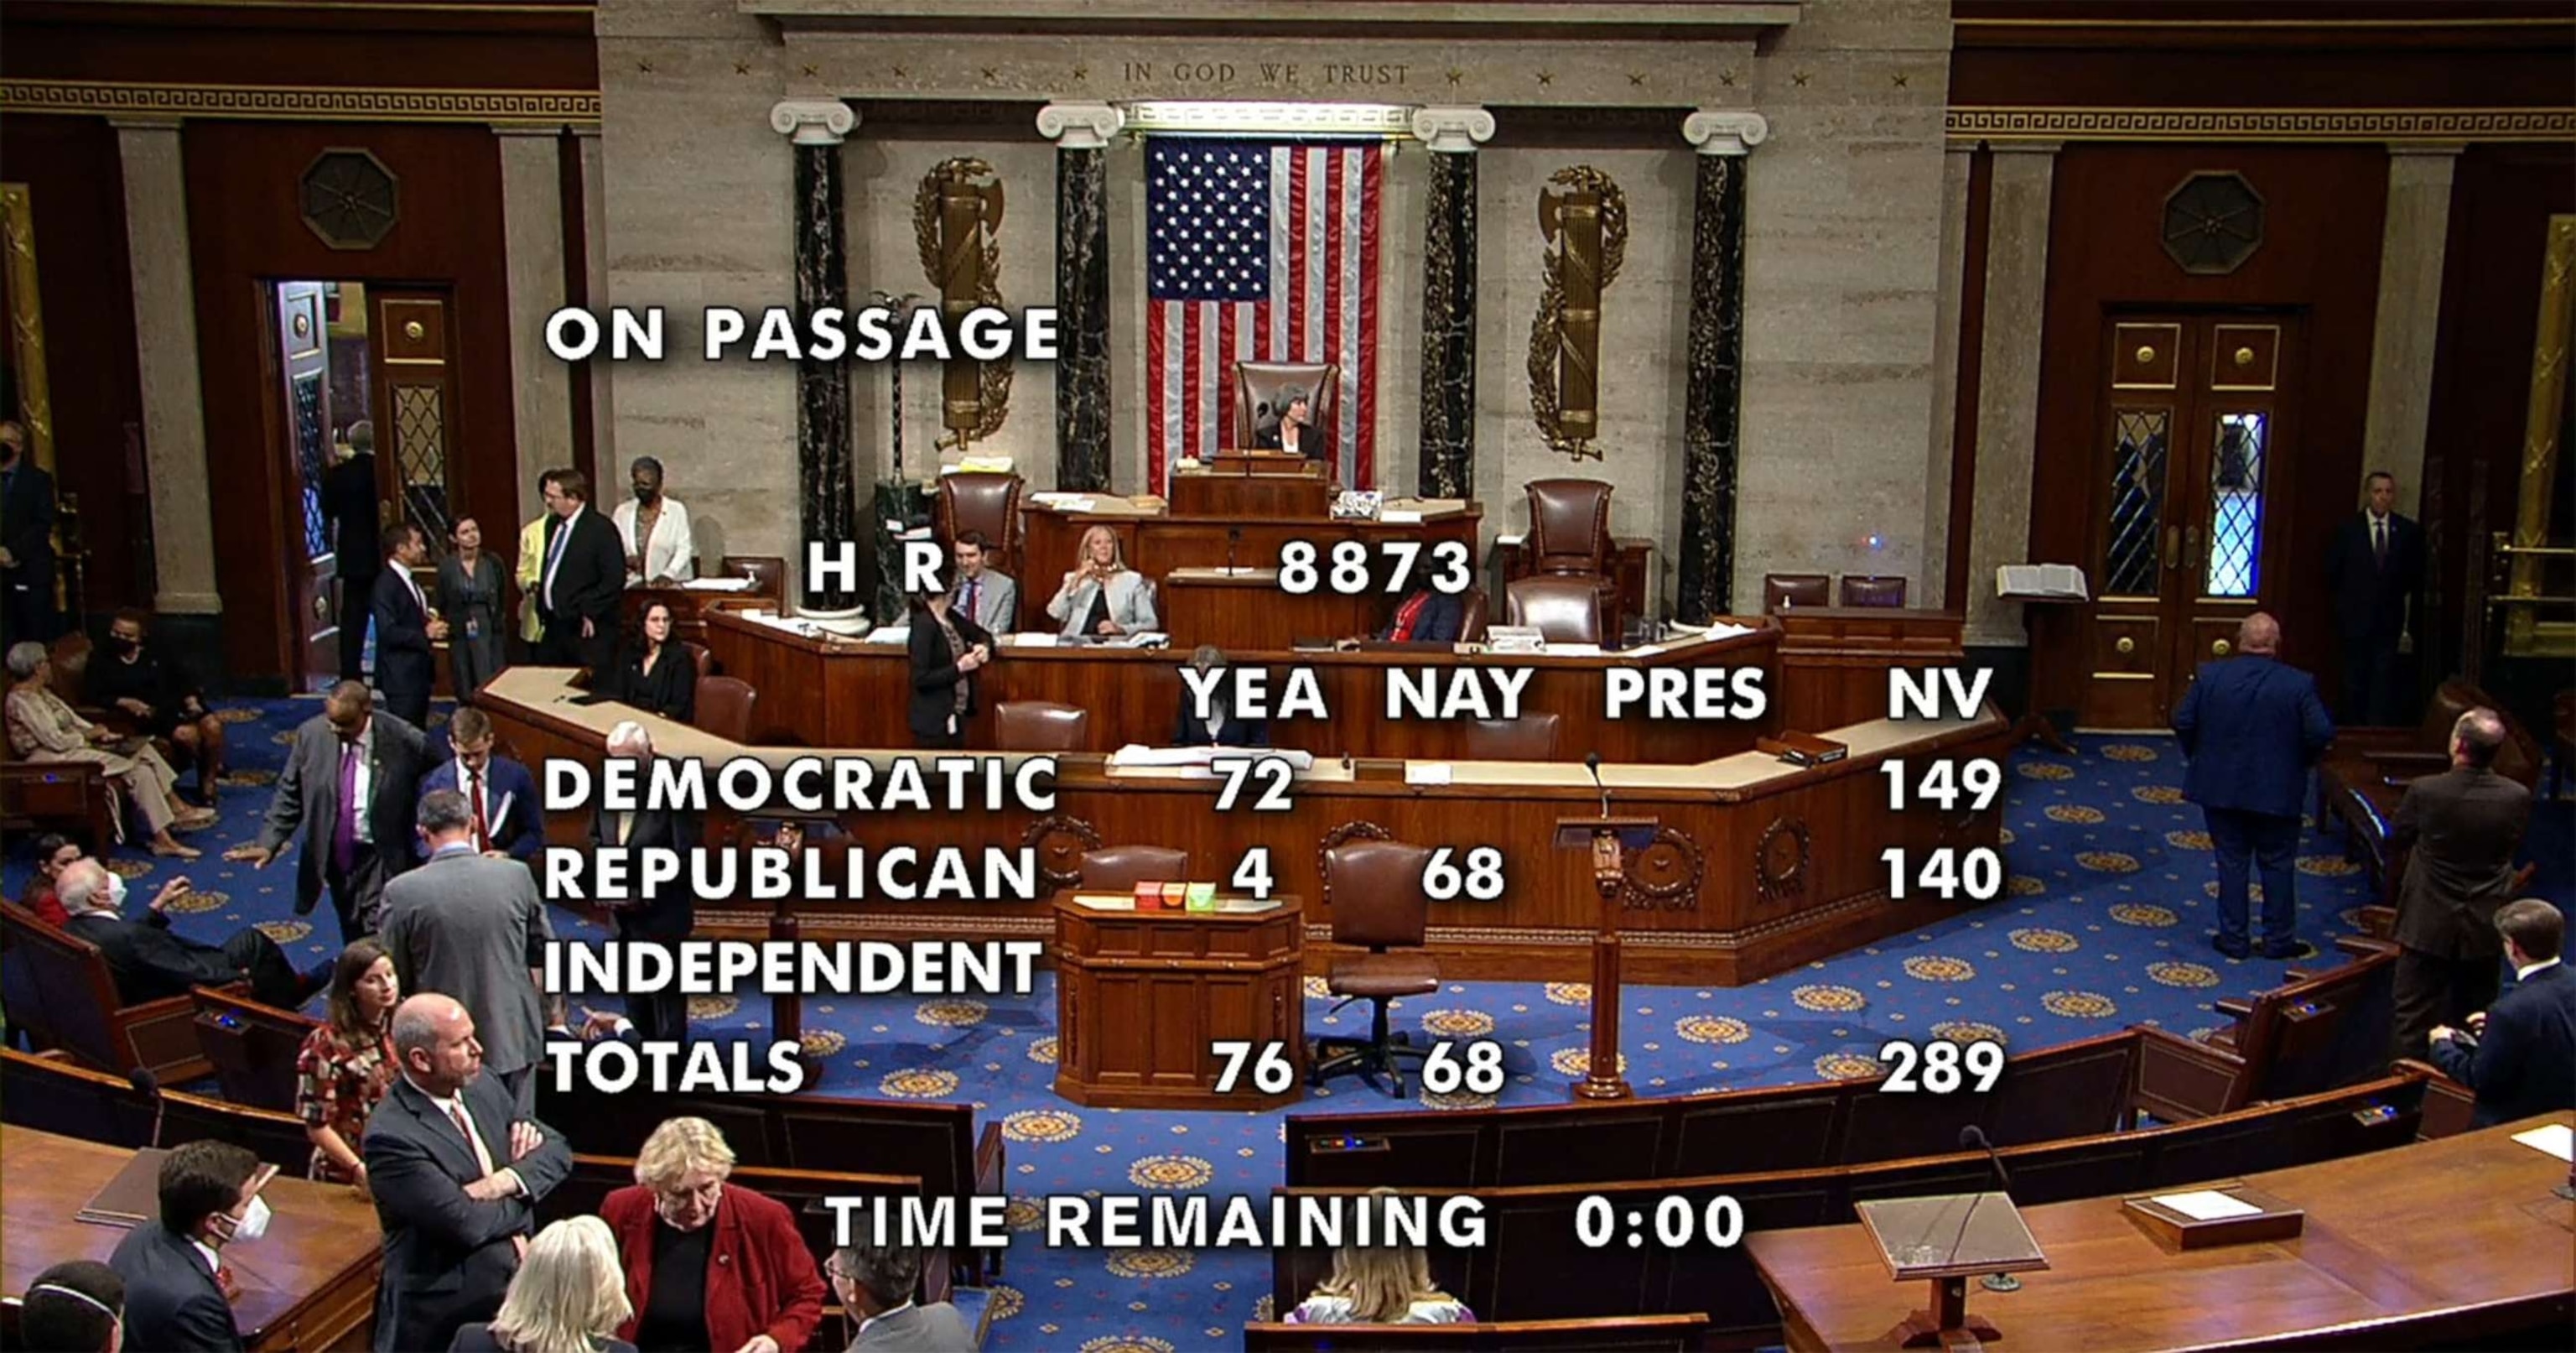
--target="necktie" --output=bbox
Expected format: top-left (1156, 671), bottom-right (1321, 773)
top-left (447, 1100), bottom-right (496, 1176)
top-left (542, 517), bottom-right (572, 611)
top-left (333, 743), bottom-right (360, 873)
top-left (2373, 518), bottom-right (2387, 566)
top-left (965, 579), bottom-right (980, 622)
top-left (467, 765), bottom-right (491, 853)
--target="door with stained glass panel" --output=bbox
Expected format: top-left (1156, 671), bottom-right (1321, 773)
top-left (2083, 314), bottom-right (2295, 727)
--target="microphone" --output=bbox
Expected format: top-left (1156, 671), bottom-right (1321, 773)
top-left (128, 1068), bottom-right (165, 1151)
top-left (1226, 527), bottom-right (1242, 575)
top-left (1584, 751), bottom-right (1609, 820)
top-left (1958, 1125), bottom-right (2021, 1292)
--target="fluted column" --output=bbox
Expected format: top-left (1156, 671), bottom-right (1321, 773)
top-left (771, 99), bottom-right (860, 612)
top-left (1410, 106), bottom-right (1493, 500)
top-left (1038, 101), bottom-right (1124, 492)
top-left (112, 117), bottom-right (218, 617)
top-left (1675, 110), bottom-right (1767, 623)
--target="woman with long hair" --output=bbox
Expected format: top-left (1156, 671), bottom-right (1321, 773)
top-left (1044, 524), bottom-right (1157, 638)
top-left (610, 601), bottom-right (696, 724)
top-left (906, 576), bottom-right (992, 750)
top-left (293, 939), bottom-right (399, 1187)
top-left (450, 1215), bottom-right (637, 1353)
top-left (439, 515), bottom-right (509, 703)
top-left (1288, 1191), bottom-right (1471, 1324)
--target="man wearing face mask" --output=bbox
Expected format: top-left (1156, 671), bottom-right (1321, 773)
top-left (611, 456), bottom-right (695, 587)
top-left (109, 1138), bottom-right (273, 1351)
top-left (228, 680), bottom-right (429, 943)
top-left (366, 992), bottom-right (574, 1353)
top-left (56, 857), bottom-right (326, 1011)
top-left (18, 1259), bottom-right (127, 1353)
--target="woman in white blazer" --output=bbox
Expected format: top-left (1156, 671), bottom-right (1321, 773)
top-left (1046, 524), bottom-right (1157, 638)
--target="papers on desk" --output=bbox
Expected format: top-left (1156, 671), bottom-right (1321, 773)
top-left (1545, 643), bottom-right (1605, 658)
top-left (863, 626), bottom-right (911, 644)
top-left (1404, 762), bottom-right (1453, 785)
top-left (949, 455), bottom-right (1015, 474)
top-left (681, 576), bottom-right (759, 592)
top-left (2511, 1123), bottom-right (2573, 1162)
top-left (1111, 745), bottom-right (1317, 771)
top-left (1030, 493), bottom-right (1098, 513)
top-left (2148, 1189), bottom-right (2263, 1221)
top-left (1001, 632), bottom-right (1059, 648)
top-left (1381, 510), bottom-right (1424, 524)
top-left (1493, 532), bottom-right (1525, 547)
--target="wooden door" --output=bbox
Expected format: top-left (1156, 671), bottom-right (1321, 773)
top-left (273, 281), bottom-right (340, 684)
top-left (368, 287), bottom-right (460, 545)
top-left (2081, 314), bottom-right (2297, 727)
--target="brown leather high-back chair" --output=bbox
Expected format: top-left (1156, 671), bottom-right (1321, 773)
top-left (1763, 573), bottom-right (1831, 612)
top-left (1463, 712), bottom-right (1562, 761)
top-left (995, 700), bottom-right (1089, 752)
top-left (716, 554), bottom-right (787, 597)
top-left (1315, 840), bottom-right (1440, 1096)
top-left (934, 472), bottom-right (1026, 580)
top-left (1839, 575), bottom-right (1909, 608)
top-left (685, 641), bottom-right (714, 684)
top-left (1079, 846), bottom-right (1192, 892)
top-left (1523, 479), bottom-right (1615, 578)
top-left (1457, 588), bottom-right (1489, 643)
top-left (1505, 577), bottom-right (1607, 644)
top-left (1232, 362), bottom-right (1340, 448)
top-left (696, 676), bottom-right (757, 743)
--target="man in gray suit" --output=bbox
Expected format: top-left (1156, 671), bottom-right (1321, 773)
top-left (226, 680), bottom-right (429, 944)
top-left (950, 530), bottom-right (1017, 634)
top-left (380, 789), bottom-right (553, 1112)
top-left (2387, 706), bottom-right (2533, 1062)
top-left (828, 1242), bottom-right (974, 1351)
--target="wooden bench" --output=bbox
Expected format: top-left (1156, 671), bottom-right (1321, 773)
top-left (0, 739), bottom-right (117, 858)
top-left (1244, 1314), bottom-right (1715, 1350)
top-left (2315, 678), bottom-right (2544, 901)
top-left (1288, 1030), bottom-right (2142, 1189)
top-left (191, 987), bottom-right (321, 1114)
top-left (2133, 939), bottom-right (2398, 1121)
top-left (1, 899), bottom-right (216, 1082)
top-left (1270, 1071), bottom-right (2427, 1350)
top-left (2, 1044), bottom-right (310, 1168)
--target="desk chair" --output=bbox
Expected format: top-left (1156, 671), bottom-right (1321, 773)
top-left (934, 472), bottom-right (1026, 580)
top-left (1505, 577), bottom-right (1607, 644)
top-left (1763, 573), bottom-right (1830, 612)
top-left (1313, 840), bottom-right (1440, 1097)
top-left (685, 640), bottom-right (714, 684)
top-left (1463, 712), bottom-right (1561, 760)
top-left (1233, 361), bottom-right (1341, 448)
top-left (995, 700), bottom-right (1090, 752)
top-left (1839, 575), bottom-right (1909, 607)
top-left (1079, 846), bottom-right (1192, 892)
top-left (1519, 478), bottom-right (1623, 620)
top-left (696, 676), bottom-right (758, 743)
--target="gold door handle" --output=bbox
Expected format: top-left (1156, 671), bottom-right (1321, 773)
top-left (2115, 637), bottom-right (2136, 655)
top-left (2184, 523), bottom-right (2204, 573)
top-left (2163, 525), bottom-right (2182, 570)
top-left (2212, 637), bottom-right (2232, 657)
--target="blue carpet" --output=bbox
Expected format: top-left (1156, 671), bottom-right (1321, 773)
top-left (10, 700), bottom-right (2572, 1353)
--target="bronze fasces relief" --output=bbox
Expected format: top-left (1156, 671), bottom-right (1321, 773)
top-left (914, 158), bottom-right (1011, 450)
top-left (1529, 166), bottom-right (1628, 461)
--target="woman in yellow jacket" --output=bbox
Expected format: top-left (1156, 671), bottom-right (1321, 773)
top-left (516, 513), bottom-right (549, 649)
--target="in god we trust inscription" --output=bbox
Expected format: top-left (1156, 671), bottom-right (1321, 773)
top-left (1119, 60), bottom-right (1411, 89)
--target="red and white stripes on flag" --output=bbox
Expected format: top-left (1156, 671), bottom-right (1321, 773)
top-left (1145, 140), bottom-right (1384, 495)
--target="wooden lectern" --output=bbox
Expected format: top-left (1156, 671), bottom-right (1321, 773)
top-left (1853, 1193), bottom-right (2049, 1346)
top-left (1552, 814), bottom-right (1663, 1101)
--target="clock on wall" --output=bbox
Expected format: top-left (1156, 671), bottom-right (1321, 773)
top-left (300, 148), bottom-right (399, 251)
top-left (2160, 171), bottom-right (2264, 275)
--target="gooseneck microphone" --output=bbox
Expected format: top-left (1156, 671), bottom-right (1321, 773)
top-left (1226, 527), bottom-right (1243, 575)
top-left (1584, 751), bottom-right (1609, 820)
top-left (129, 1067), bottom-right (166, 1150)
top-left (1959, 1124), bottom-right (2021, 1291)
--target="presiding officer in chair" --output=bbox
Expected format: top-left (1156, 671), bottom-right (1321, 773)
top-left (2172, 611), bottom-right (2334, 961)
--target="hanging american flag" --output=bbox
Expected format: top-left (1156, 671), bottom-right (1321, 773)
top-left (1145, 137), bottom-right (1384, 494)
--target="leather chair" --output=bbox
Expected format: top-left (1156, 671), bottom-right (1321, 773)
top-left (717, 554), bottom-right (787, 598)
top-left (1232, 361), bottom-right (1340, 449)
top-left (1457, 588), bottom-right (1489, 644)
top-left (695, 676), bottom-right (758, 744)
top-left (1763, 573), bottom-right (1831, 612)
top-left (191, 987), bottom-right (319, 1114)
top-left (1462, 712), bottom-right (1562, 760)
top-left (1312, 840), bottom-right (1440, 1097)
top-left (1079, 846), bottom-right (1192, 892)
top-left (934, 472), bottom-right (1026, 580)
top-left (0, 900), bottom-right (217, 1083)
top-left (685, 640), bottom-right (715, 684)
top-left (1840, 575), bottom-right (1909, 608)
top-left (1505, 577), bottom-right (1607, 645)
top-left (995, 700), bottom-right (1090, 752)
top-left (1519, 479), bottom-right (1622, 618)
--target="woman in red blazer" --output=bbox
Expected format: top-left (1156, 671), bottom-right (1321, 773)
top-left (600, 1117), bottom-right (827, 1353)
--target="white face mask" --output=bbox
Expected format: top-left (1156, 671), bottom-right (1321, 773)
top-left (107, 872), bottom-right (127, 911)
top-left (221, 1194), bottom-right (272, 1244)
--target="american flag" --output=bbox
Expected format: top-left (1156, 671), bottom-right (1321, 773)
top-left (1145, 137), bottom-right (1384, 493)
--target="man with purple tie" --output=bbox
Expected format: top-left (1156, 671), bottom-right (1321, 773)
top-left (228, 680), bottom-right (429, 943)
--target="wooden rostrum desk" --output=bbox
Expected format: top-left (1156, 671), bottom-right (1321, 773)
top-left (1052, 893), bottom-right (1306, 1111)
top-left (480, 663), bottom-right (2008, 987)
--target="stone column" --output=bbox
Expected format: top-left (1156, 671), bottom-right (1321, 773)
top-left (1923, 142), bottom-right (1976, 609)
top-left (495, 126), bottom-right (574, 519)
top-left (1410, 106), bottom-right (1493, 500)
top-left (1675, 110), bottom-right (1768, 623)
top-left (771, 99), bottom-right (861, 613)
top-left (2361, 143), bottom-right (2462, 518)
top-left (112, 118), bottom-right (219, 617)
top-left (575, 127), bottom-right (615, 487)
top-left (1037, 102), bottom-right (1124, 493)
top-left (1965, 141), bottom-right (2059, 648)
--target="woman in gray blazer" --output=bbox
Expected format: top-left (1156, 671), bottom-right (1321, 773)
top-left (438, 515), bottom-right (508, 701)
top-left (1046, 524), bottom-right (1157, 638)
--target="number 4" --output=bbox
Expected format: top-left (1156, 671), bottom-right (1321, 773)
top-left (1231, 847), bottom-right (1275, 899)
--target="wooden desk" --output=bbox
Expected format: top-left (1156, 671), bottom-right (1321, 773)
top-left (1052, 893), bottom-right (1304, 1110)
top-left (1159, 569), bottom-right (1374, 651)
top-left (1776, 607), bottom-right (1970, 732)
top-left (1747, 1112), bottom-right (2576, 1352)
top-left (480, 666), bottom-right (2008, 984)
top-left (2, 1126), bottom-right (382, 1351)
top-left (704, 603), bottom-right (1785, 763)
top-left (1169, 459), bottom-right (1332, 518)
top-left (623, 571), bottom-right (784, 648)
top-left (1497, 534), bottom-right (1654, 630)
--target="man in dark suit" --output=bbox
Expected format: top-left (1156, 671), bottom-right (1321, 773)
top-left (380, 789), bottom-right (553, 1114)
top-left (532, 468), bottom-right (626, 675)
top-left (2172, 612), bottom-right (2335, 960)
top-left (371, 521), bottom-right (449, 730)
top-left (227, 680), bottom-right (430, 944)
top-left (2388, 706), bottom-right (2534, 1062)
top-left (108, 1138), bottom-right (271, 1352)
top-left (2323, 469), bottom-right (2423, 726)
top-left (2430, 898), bottom-right (2576, 1127)
top-left (322, 424), bottom-right (383, 683)
top-left (949, 529), bottom-right (1019, 633)
top-left (828, 1241), bottom-right (976, 1352)
top-left (0, 419), bottom-right (57, 648)
top-left (588, 720), bottom-right (700, 1040)
top-left (418, 705), bottom-right (543, 862)
top-left (1374, 585), bottom-right (1467, 643)
top-left (56, 858), bottom-right (324, 1011)
top-left (365, 992), bottom-right (573, 1353)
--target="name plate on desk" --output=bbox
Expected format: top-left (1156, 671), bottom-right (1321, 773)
top-left (2122, 1184), bottom-right (2305, 1251)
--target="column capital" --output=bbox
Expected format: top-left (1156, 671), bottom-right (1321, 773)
top-left (770, 98), bottom-right (856, 146)
top-left (106, 115), bottom-right (184, 133)
top-left (1409, 105), bottom-right (1494, 154)
top-left (1036, 101), bottom-right (1125, 149)
top-left (1683, 109), bottom-right (1768, 156)
top-left (2387, 141), bottom-right (2467, 158)
top-left (1987, 139), bottom-right (2064, 156)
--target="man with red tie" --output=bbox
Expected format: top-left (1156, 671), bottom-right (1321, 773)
top-left (417, 705), bottom-right (542, 863)
top-left (2324, 469), bottom-right (2423, 726)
